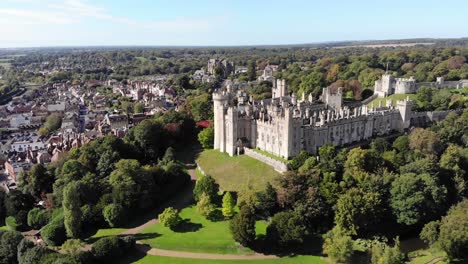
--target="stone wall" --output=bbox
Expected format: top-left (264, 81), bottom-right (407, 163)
top-left (244, 148), bottom-right (288, 173)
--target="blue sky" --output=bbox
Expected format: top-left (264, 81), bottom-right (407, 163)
top-left (0, 0), bottom-right (467, 48)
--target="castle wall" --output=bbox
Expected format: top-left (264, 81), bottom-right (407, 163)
top-left (244, 148), bottom-right (288, 173)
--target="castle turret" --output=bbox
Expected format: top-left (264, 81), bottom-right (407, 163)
top-left (213, 92), bottom-right (229, 151)
top-left (273, 79), bottom-right (287, 98)
top-left (396, 97), bottom-right (413, 132)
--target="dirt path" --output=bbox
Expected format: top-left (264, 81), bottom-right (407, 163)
top-left (135, 243), bottom-right (278, 260)
top-left (425, 256), bottom-right (445, 264)
top-left (120, 168), bottom-right (279, 260)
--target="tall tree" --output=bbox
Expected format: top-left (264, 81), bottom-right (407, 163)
top-left (63, 182), bottom-right (83, 238)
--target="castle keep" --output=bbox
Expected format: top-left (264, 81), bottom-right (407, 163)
top-left (213, 79), bottom-right (414, 159)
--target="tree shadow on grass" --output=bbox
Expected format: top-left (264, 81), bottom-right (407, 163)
top-left (249, 235), bottom-right (324, 257)
top-left (85, 232), bottom-right (161, 244)
top-left (171, 219), bottom-right (203, 233)
top-left (116, 248), bottom-right (148, 264)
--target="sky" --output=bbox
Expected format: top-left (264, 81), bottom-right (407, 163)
top-left (0, 0), bottom-right (467, 48)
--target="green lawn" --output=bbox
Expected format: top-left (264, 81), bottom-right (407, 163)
top-left (0, 226), bottom-right (8, 231)
top-left (196, 150), bottom-right (281, 192)
top-left (368, 94), bottom-right (417, 108)
top-left (139, 205), bottom-right (267, 254)
top-left (127, 254), bottom-right (326, 264)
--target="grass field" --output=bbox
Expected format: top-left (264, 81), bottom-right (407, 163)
top-left (368, 93), bottom-right (417, 108)
top-left (196, 150), bottom-right (281, 192)
top-left (124, 254), bottom-right (326, 264)
top-left (139, 205), bottom-right (267, 254)
top-left (86, 228), bottom-right (127, 241)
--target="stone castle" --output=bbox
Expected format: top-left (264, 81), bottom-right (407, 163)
top-left (374, 73), bottom-right (468, 97)
top-left (213, 79), bottom-right (416, 159)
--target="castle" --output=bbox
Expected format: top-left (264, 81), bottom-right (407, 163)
top-left (374, 73), bottom-right (468, 97)
top-left (213, 79), bottom-right (415, 159)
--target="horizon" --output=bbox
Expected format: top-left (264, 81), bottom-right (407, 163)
top-left (1, 0), bottom-right (468, 48)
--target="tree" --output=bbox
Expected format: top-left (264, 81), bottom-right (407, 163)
top-left (198, 127), bottom-right (214, 149)
top-left (91, 236), bottom-right (122, 263)
top-left (390, 173), bottom-right (447, 226)
top-left (438, 199), bottom-right (468, 260)
top-left (63, 182), bottom-right (82, 238)
top-left (371, 239), bottom-right (405, 264)
top-left (230, 204), bottom-right (255, 246)
top-left (0, 230), bottom-right (23, 264)
top-left (188, 93), bottom-right (213, 121)
top-left (288, 150), bottom-right (309, 170)
top-left (408, 128), bottom-right (442, 157)
top-left (222, 192), bottom-right (235, 218)
top-left (255, 183), bottom-right (278, 219)
top-left (39, 113), bottom-right (62, 135)
top-left (193, 174), bottom-right (218, 202)
top-left (134, 102), bottom-right (145, 113)
top-left (17, 238), bottom-right (35, 264)
top-left (41, 214), bottom-right (66, 246)
top-left (20, 163), bottom-right (54, 198)
top-left (266, 210), bottom-right (307, 246)
top-left (103, 203), bottom-right (125, 227)
top-left (247, 60), bottom-right (256, 81)
top-left (420, 220), bottom-right (440, 246)
top-left (27, 208), bottom-right (49, 229)
top-left (322, 226), bottom-right (354, 264)
top-left (62, 239), bottom-right (85, 255)
top-left (159, 207), bottom-right (181, 229)
top-left (197, 193), bottom-right (215, 218)
top-left (334, 188), bottom-right (382, 236)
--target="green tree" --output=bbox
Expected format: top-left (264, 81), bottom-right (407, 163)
top-left (27, 208), bottom-right (50, 229)
top-left (0, 230), bottom-right (23, 264)
top-left (193, 174), bottom-right (218, 202)
top-left (390, 173), bottom-right (447, 226)
top-left (198, 127), bottom-right (214, 149)
top-left (230, 204), bottom-right (255, 246)
top-left (334, 188), bottom-right (382, 236)
top-left (266, 210), bottom-right (307, 246)
top-left (420, 220), bottom-right (440, 246)
top-left (408, 128), bottom-right (442, 157)
top-left (197, 193), bottom-right (215, 218)
top-left (62, 239), bottom-right (85, 255)
top-left (159, 207), bottom-right (181, 229)
top-left (103, 203), bottom-right (125, 227)
top-left (322, 226), bottom-right (354, 264)
top-left (134, 102), bottom-right (145, 113)
top-left (222, 192), bottom-right (235, 218)
top-left (41, 214), bottom-right (67, 246)
top-left (371, 239), bottom-right (405, 264)
top-left (63, 182), bottom-right (83, 238)
top-left (438, 199), bottom-right (468, 260)
top-left (247, 61), bottom-right (257, 81)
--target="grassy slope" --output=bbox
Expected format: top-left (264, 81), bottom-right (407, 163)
top-left (196, 150), bottom-right (280, 192)
top-left (139, 205), bottom-right (267, 254)
top-left (251, 148), bottom-right (288, 163)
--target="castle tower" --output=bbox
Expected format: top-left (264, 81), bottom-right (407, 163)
top-left (396, 97), bottom-right (413, 132)
top-left (273, 79), bottom-right (287, 98)
top-left (213, 92), bottom-right (229, 151)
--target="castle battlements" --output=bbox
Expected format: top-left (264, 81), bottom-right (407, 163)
top-left (214, 78), bottom-right (417, 159)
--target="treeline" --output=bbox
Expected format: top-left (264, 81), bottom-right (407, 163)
top-left (0, 110), bottom-right (197, 263)
top-left (226, 110), bottom-right (468, 263)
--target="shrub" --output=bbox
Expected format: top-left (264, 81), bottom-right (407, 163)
top-left (91, 236), bottom-right (130, 262)
top-left (17, 238), bottom-right (35, 264)
top-left (41, 214), bottom-right (66, 246)
top-left (222, 192), bottom-right (235, 218)
top-left (230, 204), bottom-right (255, 246)
top-left (159, 207), bottom-right (181, 229)
top-left (0, 230), bottom-right (23, 263)
top-left (193, 174), bottom-right (218, 202)
top-left (322, 226), bottom-right (354, 264)
top-left (197, 193), bottom-right (215, 218)
top-left (103, 203), bottom-right (125, 227)
top-left (62, 239), bottom-right (84, 255)
top-left (5, 216), bottom-right (19, 231)
top-left (27, 208), bottom-right (50, 229)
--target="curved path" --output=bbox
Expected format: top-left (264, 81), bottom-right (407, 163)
top-left (120, 168), bottom-right (279, 260)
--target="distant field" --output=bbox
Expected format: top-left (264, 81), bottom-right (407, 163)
top-left (334, 43), bottom-right (434, 49)
top-left (196, 150), bottom-right (281, 192)
top-left (368, 94), bottom-right (417, 108)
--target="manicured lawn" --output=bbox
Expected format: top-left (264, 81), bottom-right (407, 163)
top-left (0, 226), bottom-right (8, 231)
top-left (139, 205), bottom-right (267, 254)
top-left (196, 150), bottom-right (281, 192)
top-left (125, 254), bottom-right (326, 264)
top-left (368, 93), bottom-right (417, 108)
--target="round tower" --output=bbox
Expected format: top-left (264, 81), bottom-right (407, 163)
top-left (213, 92), bottom-right (229, 151)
